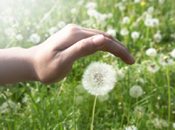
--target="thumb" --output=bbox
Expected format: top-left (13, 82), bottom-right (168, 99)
top-left (63, 35), bottom-right (105, 64)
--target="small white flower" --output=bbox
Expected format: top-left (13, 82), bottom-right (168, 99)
top-left (48, 27), bottom-right (58, 36)
top-left (134, 0), bottom-right (140, 3)
top-left (147, 7), bottom-right (154, 13)
top-left (154, 33), bottom-right (162, 42)
top-left (57, 21), bottom-right (66, 29)
top-left (107, 29), bottom-right (117, 37)
top-left (85, 2), bottom-right (97, 9)
top-left (71, 8), bottom-right (77, 14)
top-left (87, 9), bottom-right (99, 17)
top-left (120, 28), bottom-right (129, 36)
top-left (170, 49), bottom-right (175, 58)
top-left (146, 48), bottom-right (157, 57)
top-left (0, 100), bottom-right (16, 114)
top-left (122, 16), bottom-right (130, 24)
top-left (16, 34), bottom-right (23, 41)
top-left (125, 125), bottom-right (138, 130)
top-left (144, 18), bottom-right (153, 27)
top-left (75, 96), bottom-right (83, 105)
top-left (152, 18), bottom-right (159, 26)
top-left (159, 56), bottom-right (174, 66)
top-left (82, 62), bottom-right (116, 96)
top-left (131, 31), bottom-right (140, 39)
top-left (119, 5), bottom-right (126, 11)
top-left (147, 64), bottom-right (160, 73)
top-left (29, 33), bottom-right (40, 44)
top-left (98, 94), bottom-right (109, 102)
top-left (130, 85), bottom-right (143, 98)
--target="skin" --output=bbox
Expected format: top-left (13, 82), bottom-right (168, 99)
top-left (0, 24), bottom-right (135, 85)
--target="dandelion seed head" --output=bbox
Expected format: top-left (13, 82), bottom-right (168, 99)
top-left (122, 16), bottom-right (130, 24)
top-left (85, 2), bottom-right (97, 9)
top-left (125, 125), bottom-right (138, 130)
top-left (57, 21), bottom-right (66, 29)
top-left (82, 62), bottom-right (116, 96)
top-left (131, 31), bottom-right (140, 39)
top-left (154, 33), bottom-right (162, 42)
top-left (130, 85), bottom-right (143, 98)
top-left (159, 55), bottom-right (173, 66)
top-left (120, 28), bottom-right (129, 36)
top-left (48, 27), bottom-right (58, 36)
top-left (146, 48), bottom-right (157, 57)
top-left (29, 33), bottom-right (40, 44)
top-left (16, 34), bottom-right (23, 41)
top-left (107, 29), bottom-right (117, 37)
top-left (147, 63), bottom-right (160, 73)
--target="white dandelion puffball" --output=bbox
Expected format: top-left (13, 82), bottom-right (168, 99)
top-left (71, 8), bottom-right (77, 14)
top-left (120, 28), bottom-right (129, 36)
top-left (29, 33), bottom-right (40, 44)
top-left (130, 85), bottom-right (143, 98)
top-left (16, 34), bottom-right (23, 41)
top-left (170, 49), bottom-right (175, 58)
top-left (85, 2), bottom-right (97, 9)
top-left (146, 48), bottom-right (157, 57)
top-left (122, 16), bottom-right (130, 24)
top-left (147, 64), bottom-right (160, 73)
top-left (131, 31), bottom-right (140, 39)
top-left (48, 27), bottom-right (58, 36)
top-left (107, 29), bottom-right (117, 37)
top-left (125, 125), bottom-right (138, 130)
top-left (82, 62), bottom-right (116, 96)
top-left (134, 0), bottom-right (140, 3)
top-left (147, 7), bottom-right (154, 13)
top-left (154, 33), bottom-right (162, 42)
top-left (57, 21), bottom-right (66, 29)
top-left (159, 56), bottom-right (174, 66)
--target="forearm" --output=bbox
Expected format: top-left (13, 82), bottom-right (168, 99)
top-left (0, 47), bottom-right (37, 85)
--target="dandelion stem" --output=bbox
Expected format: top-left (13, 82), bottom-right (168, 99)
top-left (90, 95), bottom-right (97, 130)
top-left (166, 66), bottom-right (171, 129)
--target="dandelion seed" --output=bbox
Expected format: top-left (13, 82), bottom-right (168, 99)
top-left (29, 33), bottom-right (40, 44)
top-left (120, 28), bottom-right (129, 36)
top-left (131, 31), bottom-right (140, 39)
top-left (159, 56), bottom-right (173, 66)
top-left (125, 125), bottom-right (138, 130)
top-left (154, 33), bottom-right (162, 43)
top-left (130, 85), bottom-right (143, 98)
top-left (48, 27), bottom-right (58, 36)
top-left (146, 48), bottom-right (157, 57)
top-left (82, 62), bottom-right (116, 96)
top-left (170, 49), bottom-right (175, 58)
top-left (147, 63), bottom-right (160, 73)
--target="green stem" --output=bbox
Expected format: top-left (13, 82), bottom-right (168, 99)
top-left (166, 66), bottom-right (171, 129)
top-left (90, 95), bottom-right (97, 130)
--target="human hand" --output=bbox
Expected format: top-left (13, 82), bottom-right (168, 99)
top-left (32, 24), bottom-right (135, 84)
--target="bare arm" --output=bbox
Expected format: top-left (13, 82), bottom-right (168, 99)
top-left (0, 24), bottom-right (135, 85)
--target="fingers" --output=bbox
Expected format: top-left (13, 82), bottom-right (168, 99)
top-left (63, 35), bottom-right (135, 65)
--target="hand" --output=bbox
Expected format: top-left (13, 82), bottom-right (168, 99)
top-left (32, 24), bottom-right (135, 84)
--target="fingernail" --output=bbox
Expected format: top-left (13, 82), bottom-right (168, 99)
top-left (130, 54), bottom-right (135, 64)
top-left (93, 35), bottom-right (105, 47)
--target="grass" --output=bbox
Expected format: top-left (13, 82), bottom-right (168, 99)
top-left (0, 0), bottom-right (175, 129)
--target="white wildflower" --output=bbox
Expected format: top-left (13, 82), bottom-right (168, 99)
top-left (144, 18), bottom-right (153, 27)
top-left (125, 125), bottom-right (138, 130)
top-left (48, 27), bottom-right (58, 36)
top-left (147, 64), bottom-right (160, 73)
top-left (130, 85), bottom-right (143, 98)
top-left (154, 33), bottom-right (162, 42)
top-left (122, 16), bottom-right (130, 24)
top-left (170, 49), bottom-right (175, 58)
top-left (131, 31), bottom-right (140, 39)
top-left (107, 29), bottom-right (117, 37)
top-left (82, 62), bottom-right (116, 96)
top-left (29, 33), bottom-right (40, 44)
top-left (0, 100), bottom-right (16, 114)
top-left (98, 94), bottom-right (109, 102)
top-left (119, 5), bottom-right (126, 11)
top-left (159, 56), bottom-right (174, 66)
top-left (120, 28), bottom-right (129, 36)
top-left (16, 34), bottom-right (23, 41)
top-left (152, 18), bottom-right (159, 26)
top-left (57, 21), bottom-right (66, 29)
top-left (87, 9), bottom-right (99, 17)
top-left (146, 48), bottom-right (157, 57)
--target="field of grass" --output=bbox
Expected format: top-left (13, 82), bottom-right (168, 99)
top-left (0, 0), bottom-right (175, 129)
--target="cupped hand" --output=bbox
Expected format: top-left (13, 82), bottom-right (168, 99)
top-left (32, 24), bottom-right (135, 84)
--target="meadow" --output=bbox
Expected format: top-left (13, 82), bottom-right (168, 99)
top-left (0, 0), bottom-right (175, 129)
